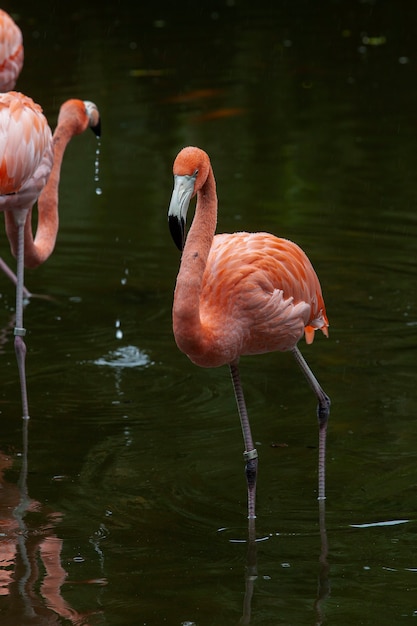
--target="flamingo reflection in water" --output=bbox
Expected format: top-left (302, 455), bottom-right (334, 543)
top-left (0, 430), bottom-right (106, 624)
top-left (236, 499), bottom-right (330, 625)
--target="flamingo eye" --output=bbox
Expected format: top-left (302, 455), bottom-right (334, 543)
top-left (193, 169), bottom-right (198, 177)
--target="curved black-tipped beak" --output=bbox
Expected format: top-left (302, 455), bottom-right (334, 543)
top-left (84, 101), bottom-right (101, 138)
top-left (91, 118), bottom-right (101, 138)
top-left (167, 173), bottom-right (196, 252)
top-left (169, 214), bottom-right (185, 251)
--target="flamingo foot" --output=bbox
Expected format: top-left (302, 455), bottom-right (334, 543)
top-left (317, 393), bottom-right (331, 424)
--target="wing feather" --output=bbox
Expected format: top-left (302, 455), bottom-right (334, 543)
top-left (200, 232), bottom-right (328, 356)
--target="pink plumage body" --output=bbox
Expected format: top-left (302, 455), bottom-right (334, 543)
top-left (0, 10), bottom-right (24, 92)
top-left (0, 91), bottom-right (51, 195)
top-left (172, 227), bottom-right (328, 369)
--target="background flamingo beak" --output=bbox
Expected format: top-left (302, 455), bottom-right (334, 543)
top-left (90, 118), bottom-right (101, 138)
top-left (83, 101), bottom-right (101, 137)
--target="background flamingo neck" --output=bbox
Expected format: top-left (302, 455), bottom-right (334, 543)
top-left (21, 120), bottom-right (76, 269)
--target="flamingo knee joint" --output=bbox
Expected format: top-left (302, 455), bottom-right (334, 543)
top-left (243, 449), bottom-right (258, 461)
top-left (14, 327), bottom-right (27, 337)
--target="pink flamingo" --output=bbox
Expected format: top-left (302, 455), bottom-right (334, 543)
top-left (168, 146), bottom-right (330, 520)
top-left (0, 10), bottom-right (26, 290)
top-left (0, 91), bottom-right (100, 419)
top-left (0, 9), bottom-right (24, 91)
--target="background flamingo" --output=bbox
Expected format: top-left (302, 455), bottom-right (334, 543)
top-left (0, 9), bottom-right (25, 286)
top-left (168, 146), bottom-right (330, 520)
top-left (0, 9), bottom-right (23, 91)
top-left (0, 92), bottom-right (100, 419)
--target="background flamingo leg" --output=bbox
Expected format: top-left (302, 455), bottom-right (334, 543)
top-left (0, 256), bottom-right (32, 298)
top-left (12, 211), bottom-right (30, 420)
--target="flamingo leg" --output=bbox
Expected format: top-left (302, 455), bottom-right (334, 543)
top-left (291, 345), bottom-right (330, 501)
top-left (230, 363), bottom-right (258, 520)
top-left (13, 210), bottom-right (30, 420)
top-left (0, 257), bottom-right (32, 298)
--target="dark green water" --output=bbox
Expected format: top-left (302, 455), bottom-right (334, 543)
top-left (1, 1), bottom-right (417, 624)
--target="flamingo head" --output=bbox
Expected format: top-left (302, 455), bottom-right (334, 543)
top-left (84, 100), bottom-right (101, 137)
top-left (168, 146), bottom-right (210, 250)
top-left (57, 99), bottom-right (101, 138)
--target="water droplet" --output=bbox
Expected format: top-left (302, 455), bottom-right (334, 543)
top-left (93, 137), bottom-right (102, 194)
top-left (115, 320), bottom-right (123, 339)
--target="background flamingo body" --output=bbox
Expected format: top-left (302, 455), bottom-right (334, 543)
top-left (168, 146), bottom-right (330, 520)
top-left (0, 9), bottom-right (23, 91)
top-left (0, 92), bottom-right (52, 195)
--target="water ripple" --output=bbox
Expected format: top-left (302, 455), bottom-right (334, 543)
top-left (93, 345), bottom-right (153, 369)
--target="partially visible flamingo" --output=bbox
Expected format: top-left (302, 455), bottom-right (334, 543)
top-left (168, 146), bottom-right (330, 520)
top-left (0, 92), bottom-right (100, 419)
top-left (0, 9), bottom-right (24, 91)
top-left (0, 9), bottom-right (26, 288)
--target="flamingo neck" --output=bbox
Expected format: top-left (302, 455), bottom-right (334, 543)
top-left (173, 169), bottom-right (217, 359)
top-left (22, 107), bottom-right (85, 269)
